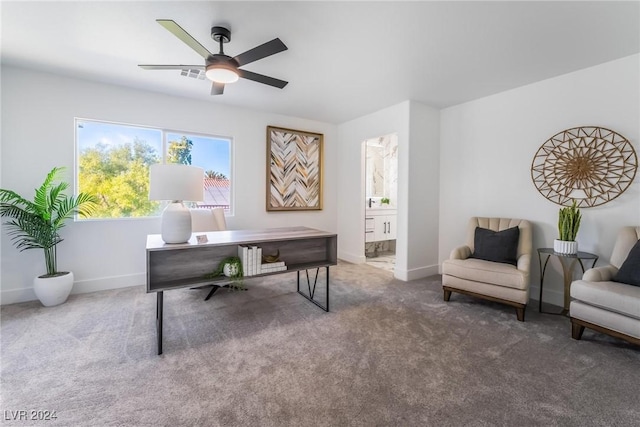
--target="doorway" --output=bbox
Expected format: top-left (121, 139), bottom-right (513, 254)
top-left (363, 133), bottom-right (398, 271)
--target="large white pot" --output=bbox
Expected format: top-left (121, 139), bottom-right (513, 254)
top-left (33, 271), bottom-right (74, 307)
top-left (553, 239), bottom-right (578, 255)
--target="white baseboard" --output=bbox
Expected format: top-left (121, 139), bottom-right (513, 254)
top-left (0, 273), bottom-right (145, 305)
top-left (395, 264), bottom-right (440, 281)
top-left (338, 251), bottom-right (366, 264)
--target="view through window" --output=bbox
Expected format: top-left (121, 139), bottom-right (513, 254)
top-left (76, 119), bottom-right (232, 219)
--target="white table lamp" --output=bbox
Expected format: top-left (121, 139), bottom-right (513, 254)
top-left (149, 164), bottom-right (204, 244)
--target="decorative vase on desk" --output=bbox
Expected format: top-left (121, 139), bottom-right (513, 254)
top-left (554, 200), bottom-right (581, 255)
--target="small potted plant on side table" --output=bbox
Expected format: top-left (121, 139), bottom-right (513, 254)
top-left (554, 200), bottom-right (581, 255)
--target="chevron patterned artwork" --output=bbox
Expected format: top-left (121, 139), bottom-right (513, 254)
top-left (267, 126), bottom-right (323, 211)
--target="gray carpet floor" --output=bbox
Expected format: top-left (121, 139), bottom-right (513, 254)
top-left (1, 261), bottom-right (639, 426)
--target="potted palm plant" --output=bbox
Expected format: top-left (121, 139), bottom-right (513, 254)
top-left (554, 200), bottom-right (581, 255)
top-left (0, 167), bottom-right (98, 306)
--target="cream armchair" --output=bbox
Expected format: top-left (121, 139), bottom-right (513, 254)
top-left (570, 226), bottom-right (640, 345)
top-left (442, 217), bottom-right (533, 321)
top-left (190, 207), bottom-right (227, 232)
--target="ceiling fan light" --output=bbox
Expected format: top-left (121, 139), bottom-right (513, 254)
top-left (205, 66), bottom-right (239, 83)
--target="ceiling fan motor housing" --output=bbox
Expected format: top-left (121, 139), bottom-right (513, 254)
top-left (211, 26), bottom-right (231, 43)
top-left (206, 54), bottom-right (238, 68)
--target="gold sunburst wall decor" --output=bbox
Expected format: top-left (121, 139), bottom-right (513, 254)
top-left (531, 126), bottom-right (637, 208)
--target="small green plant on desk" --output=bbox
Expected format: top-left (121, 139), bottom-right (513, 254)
top-left (203, 256), bottom-right (244, 291)
top-left (381, 197), bottom-right (390, 205)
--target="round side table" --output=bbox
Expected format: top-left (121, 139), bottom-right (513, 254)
top-left (537, 248), bottom-right (598, 315)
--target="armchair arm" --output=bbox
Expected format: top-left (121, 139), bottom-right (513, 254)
top-left (517, 253), bottom-right (531, 273)
top-left (450, 245), bottom-right (471, 260)
top-left (583, 265), bottom-right (618, 282)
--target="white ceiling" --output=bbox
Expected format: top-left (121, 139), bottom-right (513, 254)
top-left (2, 1), bottom-right (639, 124)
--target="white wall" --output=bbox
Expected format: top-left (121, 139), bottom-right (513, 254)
top-left (407, 101), bottom-right (440, 279)
top-left (0, 66), bottom-right (338, 304)
top-left (337, 100), bottom-right (440, 281)
top-left (439, 54), bottom-right (640, 305)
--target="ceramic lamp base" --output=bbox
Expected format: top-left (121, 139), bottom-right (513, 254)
top-left (161, 202), bottom-right (192, 244)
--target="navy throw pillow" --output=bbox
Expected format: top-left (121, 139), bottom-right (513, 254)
top-left (612, 239), bottom-right (640, 287)
top-left (470, 226), bottom-right (520, 266)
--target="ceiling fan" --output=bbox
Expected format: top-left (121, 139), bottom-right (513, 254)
top-left (139, 20), bottom-right (288, 95)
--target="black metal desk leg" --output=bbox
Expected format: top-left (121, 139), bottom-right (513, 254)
top-left (296, 267), bottom-right (329, 312)
top-left (156, 291), bottom-right (163, 355)
top-left (326, 266), bottom-right (330, 312)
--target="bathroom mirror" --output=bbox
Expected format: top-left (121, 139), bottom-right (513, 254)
top-left (365, 134), bottom-right (398, 202)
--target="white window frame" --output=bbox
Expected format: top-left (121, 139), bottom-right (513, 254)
top-left (74, 117), bottom-right (234, 220)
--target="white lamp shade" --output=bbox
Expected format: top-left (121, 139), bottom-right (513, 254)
top-left (149, 164), bottom-right (204, 202)
top-left (149, 164), bottom-right (204, 244)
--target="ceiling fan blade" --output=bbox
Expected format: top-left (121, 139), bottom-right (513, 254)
top-left (211, 82), bottom-right (225, 95)
top-left (238, 69), bottom-right (288, 89)
top-left (157, 19), bottom-right (212, 60)
top-left (233, 38), bottom-right (288, 67)
top-left (138, 65), bottom-right (204, 70)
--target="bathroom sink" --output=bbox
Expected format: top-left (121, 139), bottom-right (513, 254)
top-left (366, 206), bottom-right (396, 212)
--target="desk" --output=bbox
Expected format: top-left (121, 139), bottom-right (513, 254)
top-left (147, 226), bottom-right (338, 354)
top-left (537, 248), bottom-right (598, 315)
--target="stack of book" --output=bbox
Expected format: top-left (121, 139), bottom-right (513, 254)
top-left (260, 260), bottom-right (287, 274)
top-left (237, 245), bottom-right (287, 276)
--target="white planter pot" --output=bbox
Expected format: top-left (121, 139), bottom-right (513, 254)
top-left (223, 263), bottom-right (239, 277)
top-left (554, 239), bottom-right (578, 255)
top-left (33, 271), bottom-right (74, 307)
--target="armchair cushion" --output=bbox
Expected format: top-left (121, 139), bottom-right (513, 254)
top-left (612, 239), bottom-right (640, 287)
top-left (442, 258), bottom-right (528, 290)
top-left (571, 279), bottom-right (640, 320)
top-left (470, 226), bottom-right (519, 266)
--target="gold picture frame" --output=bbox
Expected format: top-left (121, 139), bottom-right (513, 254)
top-left (266, 126), bottom-right (323, 211)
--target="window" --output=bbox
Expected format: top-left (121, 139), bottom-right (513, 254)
top-left (76, 119), bottom-right (232, 219)
top-left (166, 132), bottom-right (231, 211)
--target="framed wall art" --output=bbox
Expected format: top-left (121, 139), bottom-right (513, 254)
top-left (266, 126), bottom-right (323, 211)
top-left (531, 126), bottom-right (637, 208)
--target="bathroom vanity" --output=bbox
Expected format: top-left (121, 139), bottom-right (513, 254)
top-left (365, 208), bottom-right (397, 242)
